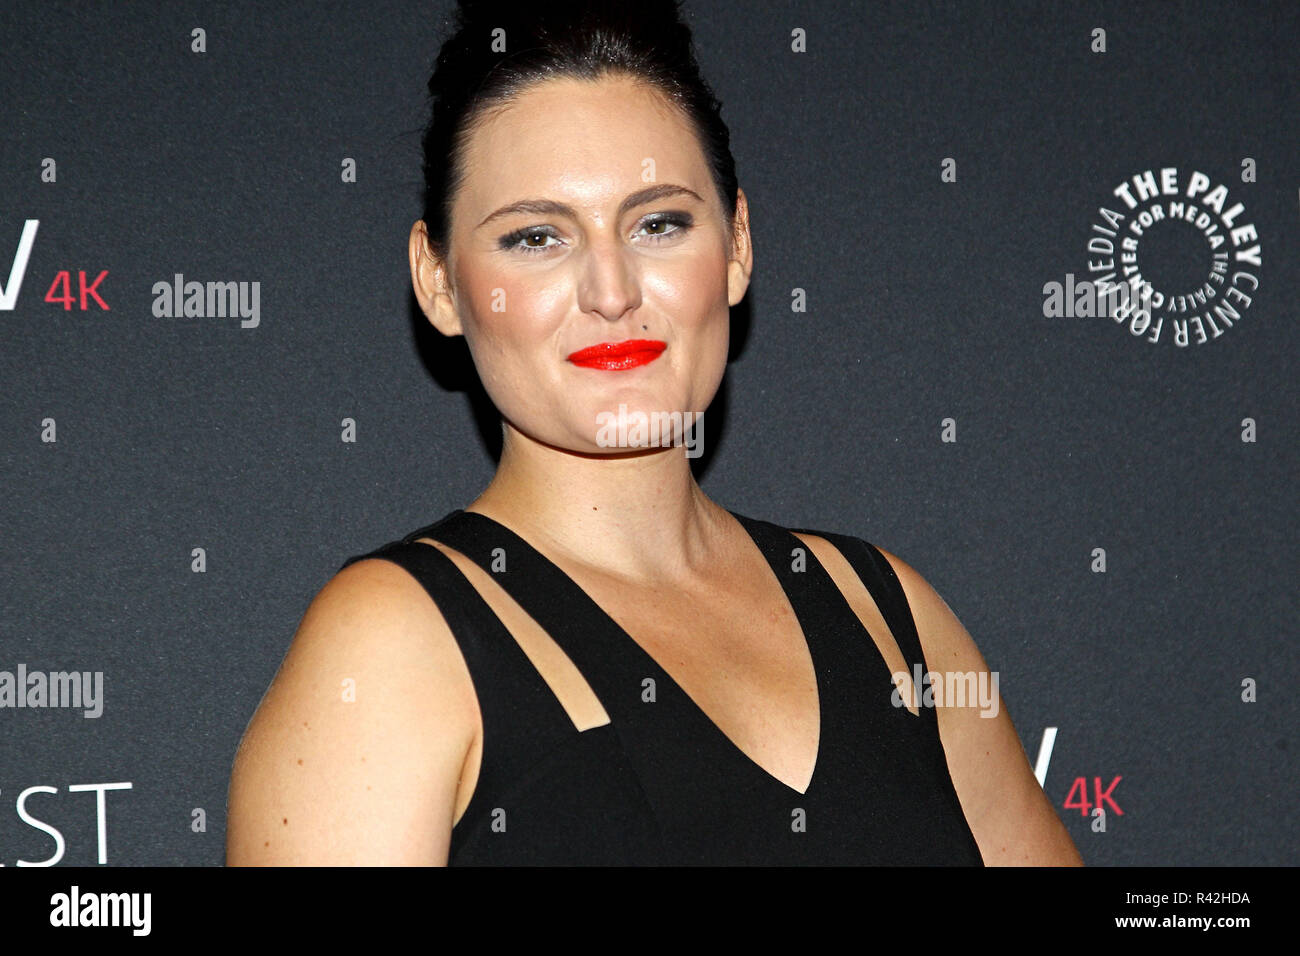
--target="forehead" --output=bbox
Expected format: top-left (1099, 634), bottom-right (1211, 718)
top-left (457, 74), bottom-right (712, 219)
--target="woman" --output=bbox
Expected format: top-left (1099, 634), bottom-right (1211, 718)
top-left (226, 0), bottom-right (1082, 866)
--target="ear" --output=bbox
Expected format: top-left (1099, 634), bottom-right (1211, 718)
top-left (409, 219), bottom-right (463, 337)
top-left (726, 187), bottom-right (754, 307)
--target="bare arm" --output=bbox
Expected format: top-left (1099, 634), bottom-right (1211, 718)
top-left (225, 558), bottom-right (477, 866)
top-left (880, 548), bottom-right (1084, 866)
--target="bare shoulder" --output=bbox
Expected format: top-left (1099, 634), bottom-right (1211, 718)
top-left (225, 556), bottom-right (478, 866)
top-left (874, 545), bottom-right (1084, 866)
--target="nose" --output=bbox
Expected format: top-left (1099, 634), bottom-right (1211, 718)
top-left (575, 232), bottom-right (642, 322)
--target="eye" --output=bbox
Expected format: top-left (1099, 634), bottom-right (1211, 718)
top-left (499, 226), bottom-right (562, 255)
top-left (638, 213), bottom-right (693, 241)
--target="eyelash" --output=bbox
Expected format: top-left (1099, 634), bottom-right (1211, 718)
top-left (499, 213), bottom-right (694, 255)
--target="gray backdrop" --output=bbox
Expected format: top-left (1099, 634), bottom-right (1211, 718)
top-left (1, 0), bottom-right (1295, 866)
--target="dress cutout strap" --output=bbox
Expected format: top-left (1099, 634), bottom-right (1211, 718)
top-left (412, 509), bottom-right (652, 721)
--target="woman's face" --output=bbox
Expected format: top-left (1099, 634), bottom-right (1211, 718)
top-left (410, 73), bottom-right (752, 456)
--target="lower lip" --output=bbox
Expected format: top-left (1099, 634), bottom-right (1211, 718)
top-left (568, 345), bottom-right (666, 371)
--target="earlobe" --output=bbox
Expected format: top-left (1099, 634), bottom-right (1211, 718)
top-left (727, 259), bottom-right (750, 307)
top-left (430, 291), bottom-right (464, 338)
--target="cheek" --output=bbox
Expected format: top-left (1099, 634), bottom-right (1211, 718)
top-left (647, 250), bottom-right (729, 328)
top-left (457, 266), bottom-right (569, 382)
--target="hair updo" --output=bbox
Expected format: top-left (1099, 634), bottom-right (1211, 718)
top-left (419, 0), bottom-right (739, 264)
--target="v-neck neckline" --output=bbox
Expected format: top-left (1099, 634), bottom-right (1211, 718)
top-left (436, 507), bottom-right (825, 797)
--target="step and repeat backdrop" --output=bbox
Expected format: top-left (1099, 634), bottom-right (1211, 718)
top-left (1, 0), bottom-right (1295, 866)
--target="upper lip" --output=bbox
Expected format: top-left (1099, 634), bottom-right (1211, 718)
top-left (566, 338), bottom-right (667, 362)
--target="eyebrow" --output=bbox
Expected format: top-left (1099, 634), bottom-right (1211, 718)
top-left (476, 183), bottom-right (705, 230)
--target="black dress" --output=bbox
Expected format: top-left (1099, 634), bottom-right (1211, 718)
top-left (339, 508), bottom-right (984, 866)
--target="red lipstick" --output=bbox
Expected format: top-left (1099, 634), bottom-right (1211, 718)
top-left (566, 338), bottom-right (667, 370)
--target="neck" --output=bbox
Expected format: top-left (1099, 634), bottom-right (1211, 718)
top-left (465, 421), bottom-right (730, 583)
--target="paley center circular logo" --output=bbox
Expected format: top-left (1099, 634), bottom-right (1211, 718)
top-left (1079, 167), bottom-right (1261, 347)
